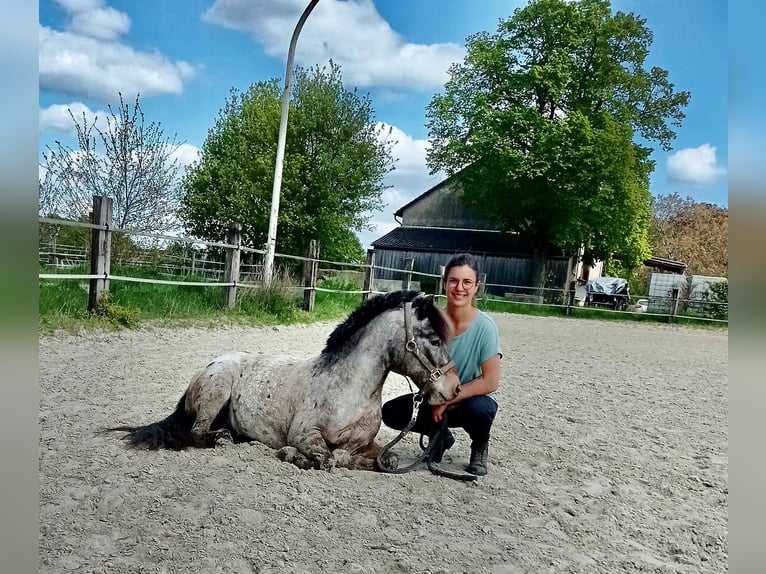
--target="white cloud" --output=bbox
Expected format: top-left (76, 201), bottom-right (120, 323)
top-left (39, 102), bottom-right (110, 134)
top-left (54, 0), bottom-right (130, 41)
top-left (69, 7), bottom-right (130, 42)
top-left (56, 0), bottom-right (102, 10)
top-left (354, 123), bottom-right (445, 249)
top-left (39, 1), bottom-right (197, 102)
top-left (39, 26), bottom-right (197, 102)
top-left (378, 122), bottom-right (444, 203)
top-left (203, 0), bottom-right (464, 90)
top-left (667, 144), bottom-right (727, 185)
top-left (169, 143), bottom-right (202, 172)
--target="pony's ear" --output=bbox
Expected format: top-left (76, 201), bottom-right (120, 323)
top-left (412, 292), bottom-right (432, 306)
top-left (412, 292), bottom-right (434, 319)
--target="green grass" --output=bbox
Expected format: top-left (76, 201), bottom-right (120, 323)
top-left (38, 266), bottom-right (726, 333)
top-left (39, 278), bottom-right (91, 331)
top-left (311, 279), bottom-right (365, 320)
top-left (476, 295), bottom-right (727, 329)
top-left (478, 298), bottom-right (565, 317)
top-left (38, 267), bottom-right (363, 333)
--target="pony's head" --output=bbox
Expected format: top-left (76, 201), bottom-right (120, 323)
top-left (322, 290), bottom-right (460, 404)
top-left (399, 292), bottom-right (461, 405)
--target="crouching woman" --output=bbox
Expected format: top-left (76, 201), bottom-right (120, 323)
top-left (382, 253), bottom-right (502, 475)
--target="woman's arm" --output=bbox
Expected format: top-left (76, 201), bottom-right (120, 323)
top-left (432, 353), bottom-right (501, 422)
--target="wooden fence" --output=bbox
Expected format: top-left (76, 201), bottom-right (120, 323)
top-left (38, 196), bottom-right (727, 322)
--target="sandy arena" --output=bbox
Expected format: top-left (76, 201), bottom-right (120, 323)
top-left (39, 313), bottom-right (728, 573)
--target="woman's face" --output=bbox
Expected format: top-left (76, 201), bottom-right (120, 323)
top-left (445, 264), bottom-right (478, 307)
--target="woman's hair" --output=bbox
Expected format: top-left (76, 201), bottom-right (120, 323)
top-left (443, 253), bottom-right (480, 282)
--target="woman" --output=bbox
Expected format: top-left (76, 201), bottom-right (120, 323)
top-left (382, 253), bottom-right (502, 475)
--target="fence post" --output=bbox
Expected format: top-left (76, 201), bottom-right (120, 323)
top-left (302, 239), bottom-right (320, 311)
top-left (669, 287), bottom-right (680, 323)
top-left (565, 280), bottom-right (576, 316)
top-left (478, 272), bottom-right (487, 297)
top-left (401, 258), bottom-right (414, 290)
top-left (48, 228), bottom-right (59, 266)
top-left (362, 249), bottom-right (375, 300)
top-left (438, 265), bottom-right (445, 296)
top-left (223, 223), bottom-right (242, 308)
top-left (564, 252), bottom-right (576, 308)
top-left (88, 195), bottom-right (113, 313)
top-left (681, 274), bottom-right (693, 315)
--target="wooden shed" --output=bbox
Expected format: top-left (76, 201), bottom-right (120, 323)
top-left (371, 175), bottom-right (578, 298)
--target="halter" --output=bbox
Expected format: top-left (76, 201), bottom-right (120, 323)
top-left (403, 301), bottom-right (455, 397)
top-left (400, 300), bottom-right (456, 435)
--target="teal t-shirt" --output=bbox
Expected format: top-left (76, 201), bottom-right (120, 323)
top-left (449, 310), bottom-right (503, 403)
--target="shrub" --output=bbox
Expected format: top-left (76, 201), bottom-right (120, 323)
top-left (92, 292), bottom-right (141, 328)
top-left (703, 280), bottom-right (728, 320)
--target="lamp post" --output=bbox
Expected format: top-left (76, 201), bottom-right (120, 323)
top-left (262, 0), bottom-right (320, 285)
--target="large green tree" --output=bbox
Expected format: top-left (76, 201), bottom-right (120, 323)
top-left (180, 61), bottom-right (394, 262)
top-left (426, 0), bottom-right (689, 286)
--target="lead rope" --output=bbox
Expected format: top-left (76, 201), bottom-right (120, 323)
top-left (376, 393), bottom-right (428, 474)
top-left (376, 407), bottom-right (477, 481)
top-left (423, 416), bottom-right (478, 482)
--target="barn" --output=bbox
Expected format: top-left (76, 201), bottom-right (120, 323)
top-left (370, 175), bottom-right (599, 299)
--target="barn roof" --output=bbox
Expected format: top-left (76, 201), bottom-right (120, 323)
top-left (643, 256), bottom-right (687, 274)
top-left (372, 226), bottom-right (565, 257)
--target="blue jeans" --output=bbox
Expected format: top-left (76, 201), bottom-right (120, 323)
top-left (381, 393), bottom-right (498, 444)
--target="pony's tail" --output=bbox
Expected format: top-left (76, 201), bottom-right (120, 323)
top-left (106, 394), bottom-right (217, 450)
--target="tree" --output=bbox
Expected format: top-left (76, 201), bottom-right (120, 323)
top-left (649, 193), bottom-right (728, 277)
top-left (180, 61), bottom-right (394, 262)
top-left (703, 279), bottom-right (728, 320)
top-left (39, 93), bottom-right (184, 233)
top-left (425, 0), bottom-right (690, 287)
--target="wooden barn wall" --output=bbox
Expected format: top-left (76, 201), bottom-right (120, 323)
top-left (373, 249), bottom-right (570, 296)
top-left (401, 180), bottom-right (501, 230)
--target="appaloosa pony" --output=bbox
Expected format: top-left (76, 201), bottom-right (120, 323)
top-left (108, 290), bottom-right (461, 472)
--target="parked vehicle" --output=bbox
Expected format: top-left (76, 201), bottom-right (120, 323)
top-left (634, 298), bottom-right (649, 312)
top-left (583, 277), bottom-right (631, 311)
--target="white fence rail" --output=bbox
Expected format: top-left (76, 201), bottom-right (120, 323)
top-left (39, 197), bottom-right (727, 322)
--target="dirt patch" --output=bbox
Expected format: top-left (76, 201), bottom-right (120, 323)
top-left (39, 315), bottom-right (727, 573)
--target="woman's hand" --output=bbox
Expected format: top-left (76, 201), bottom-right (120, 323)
top-left (432, 402), bottom-right (449, 423)
top-left (430, 354), bottom-right (501, 423)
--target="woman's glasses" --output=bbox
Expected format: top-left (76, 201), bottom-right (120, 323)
top-left (446, 278), bottom-right (476, 289)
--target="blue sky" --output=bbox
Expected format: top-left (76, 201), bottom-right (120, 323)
top-left (38, 0), bottom-right (728, 250)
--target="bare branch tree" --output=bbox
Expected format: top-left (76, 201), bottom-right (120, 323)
top-left (39, 93), bottom-right (184, 233)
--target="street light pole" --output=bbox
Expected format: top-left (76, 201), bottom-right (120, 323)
top-left (263, 0), bottom-right (320, 285)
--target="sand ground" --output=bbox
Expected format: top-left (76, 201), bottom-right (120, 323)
top-left (39, 313), bottom-right (728, 573)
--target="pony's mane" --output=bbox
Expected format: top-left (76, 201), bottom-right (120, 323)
top-left (321, 290), bottom-right (450, 355)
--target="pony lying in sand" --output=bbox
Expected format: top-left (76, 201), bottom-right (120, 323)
top-left (109, 291), bottom-right (461, 472)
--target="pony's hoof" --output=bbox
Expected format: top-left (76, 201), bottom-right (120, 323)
top-left (214, 429), bottom-right (233, 446)
top-left (277, 446), bottom-right (313, 469)
top-left (277, 446), bottom-right (299, 463)
top-left (329, 448), bottom-right (352, 470)
top-left (319, 453), bottom-right (337, 471)
top-left (376, 451), bottom-right (399, 472)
